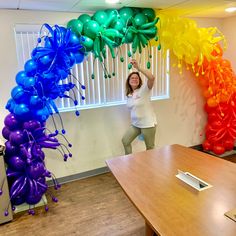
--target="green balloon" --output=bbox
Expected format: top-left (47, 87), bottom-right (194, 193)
top-left (81, 36), bottom-right (94, 52)
top-left (105, 8), bottom-right (117, 15)
top-left (132, 8), bottom-right (141, 15)
top-left (83, 20), bottom-right (100, 39)
top-left (67, 19), bottom-right (83, 35)
top-left (124, 31), bottom-right (134, 43)
top-left (78, 14), bottom-right (91, 24)
top-left (111, 18), bottom-right (125, 32)
top-left (119, 7), bottom-right (134, 23)
top-left (92, 11), bottom-right (108, 25)
top-left (134, 13), bottom-right (148, 27)
top-left (142, 8), bottom-right (155, 21)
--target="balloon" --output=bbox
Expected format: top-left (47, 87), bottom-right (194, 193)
top-left (111, 18), bottom-right (125, 32)
top-left (23, 120), bottom-right (41, 131)
top-left (213, 144), bottom-right (225, 155)
top-left (8, 156), bottom-right (26, 171)
top-left (223, 139), bottom-right (234, 151)
top-left (26, 161), bottom-right (46, 179)
top-left (15, 71), bottom-right (27, 85)
top-left (83, 20), bottom-right (100, 39)
top-left (13, 103), bottom-right (30, 117)
top-left (202, 139), bottom-right (212, 151)
top-left (67, 19), bottom-right (83, 35)
top-left (24, 59), bottom-right (37, 76)
top-left (4, 141), bottom-right (19, 157)
top-left (119, 7), bottom-right (134, 23)
top-left (4, 113), bottom-right (21, 130)
top-left (142, 8), bottom-right (156, 21)
top-left (134, 13), bottom-right (148, 27)
top-left (11, 86), bottom-right (28, 103)
top-left (92, 11), bottom-right (108, 25)
top-left (74, 52), bottom-right (85, 63)
top-left (78, 14), bottom-right (91, 24)
top-left (2, 126), bottom-right (11, 139)
top-left (9, 130), bottom-right (28, 146)
top-left (81, 36), bottom-right (94, 52)
top-left (29, 95), bottom-right (43, 108)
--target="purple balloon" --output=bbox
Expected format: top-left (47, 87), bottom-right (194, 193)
top-left (8, 156), bottom-right (26, 171)
top-left (9, 130), bottom-right (28, 146)
top-left (26, 161), bottom-right (46, 179)
top-left (5, 141), bottom-right (18, 156)
top-left (26, 178), bottom-right (43, 204)
top-left (12, 195), bottom-right (26, 205)
top-left (4, 113), bottom-right (21, 130)
top-left (2, 126), bottom-right (11, 139)
top-left (23, 120), bottom-right (41, 131)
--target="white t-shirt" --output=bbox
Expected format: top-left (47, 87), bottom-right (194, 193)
top-left (127, 81), bottom-right (157, 128)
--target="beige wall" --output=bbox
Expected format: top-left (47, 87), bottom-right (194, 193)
top-left (0, 10), bottom-right (225, 178)
top-left (222, 15), bottom-right (236, 72)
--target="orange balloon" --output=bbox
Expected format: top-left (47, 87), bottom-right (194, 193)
top-left (207, 97), bottom-right (218, 107)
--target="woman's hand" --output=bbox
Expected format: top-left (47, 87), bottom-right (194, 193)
top-left (130, 59), bottom-right (139, 71)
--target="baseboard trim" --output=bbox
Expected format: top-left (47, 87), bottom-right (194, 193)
top-left (47, 166), bottom-right (110, 187)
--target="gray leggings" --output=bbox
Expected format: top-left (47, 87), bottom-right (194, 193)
top-left (122, 125), bottom-right (156, 155)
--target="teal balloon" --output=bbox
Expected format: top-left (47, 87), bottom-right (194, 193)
top-left (111, 18), bottom-right (125, 32)
top-left (119, 7), bottom-right (134, 23)
top-left (83, 20), bottom-right (100, 39)
top-left (134, 13), bottom-right (148, 26)
top-left (78, 14), bottom-right (91, 24)
top-left (67, 19), bottom-right (83, 35)
top-left (142, 8), bottom-right (155, 21)
top-left (92, 11), bottom-right (108, 25)
top-left (81, 36), bottom-right (94, 52)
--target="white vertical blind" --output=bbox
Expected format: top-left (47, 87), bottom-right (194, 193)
top-left (14, 24), bottom-right (170, 112)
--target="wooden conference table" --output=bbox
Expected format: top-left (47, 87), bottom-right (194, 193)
top-left (106, 144), bottom-right (236, 236)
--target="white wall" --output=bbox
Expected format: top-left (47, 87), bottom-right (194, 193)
top-left (0, 10), bottom-right (225, 179)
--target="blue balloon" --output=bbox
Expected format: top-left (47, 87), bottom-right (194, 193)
top-left (15, 71), bottom-right (27, 85)
top-left (11, 86), bottom-right (28, 103)
top-left (24, 59), bottom-right (38, 76)
top-left (5, 99), bottom-right (16, 113)
top-left (29, 95), bottom-right (43, 108)
top-left (13, 103), bottom-right (30, 117)
top-left (74, 52), bottom-right (84, 63)
top-left (22, 77), bottom-right (36, 89)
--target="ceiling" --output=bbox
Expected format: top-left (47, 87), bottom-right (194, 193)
top-left (1, 0), bottom-right (236, 18)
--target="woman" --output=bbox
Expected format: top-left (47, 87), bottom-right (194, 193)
top-left (122, 59), bottom-right (157, 154)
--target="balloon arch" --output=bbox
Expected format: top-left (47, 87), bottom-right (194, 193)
top-left (1, 7), bottom-right (235, 216)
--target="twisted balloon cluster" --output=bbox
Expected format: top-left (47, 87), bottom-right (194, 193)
top-left (1, 24), bottom-right (86, 215)
top-left (67, 7), bottom-right (160, 78)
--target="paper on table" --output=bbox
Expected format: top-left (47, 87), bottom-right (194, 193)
top-left (225, 208), bottom-right (236, 222)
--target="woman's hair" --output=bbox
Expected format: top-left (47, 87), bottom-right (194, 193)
top-left (125, 72), bottom-right (142, 96)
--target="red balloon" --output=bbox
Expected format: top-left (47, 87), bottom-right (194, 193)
top-left (223, 139), bottom-right (234, 151)
top-left (213, 144), bottom-right (225, 155)
top-left (202, 139), bottom-right (212, 151)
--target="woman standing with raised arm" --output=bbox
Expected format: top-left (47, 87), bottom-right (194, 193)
top-left (122, 59), bottom-right (157, 154)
